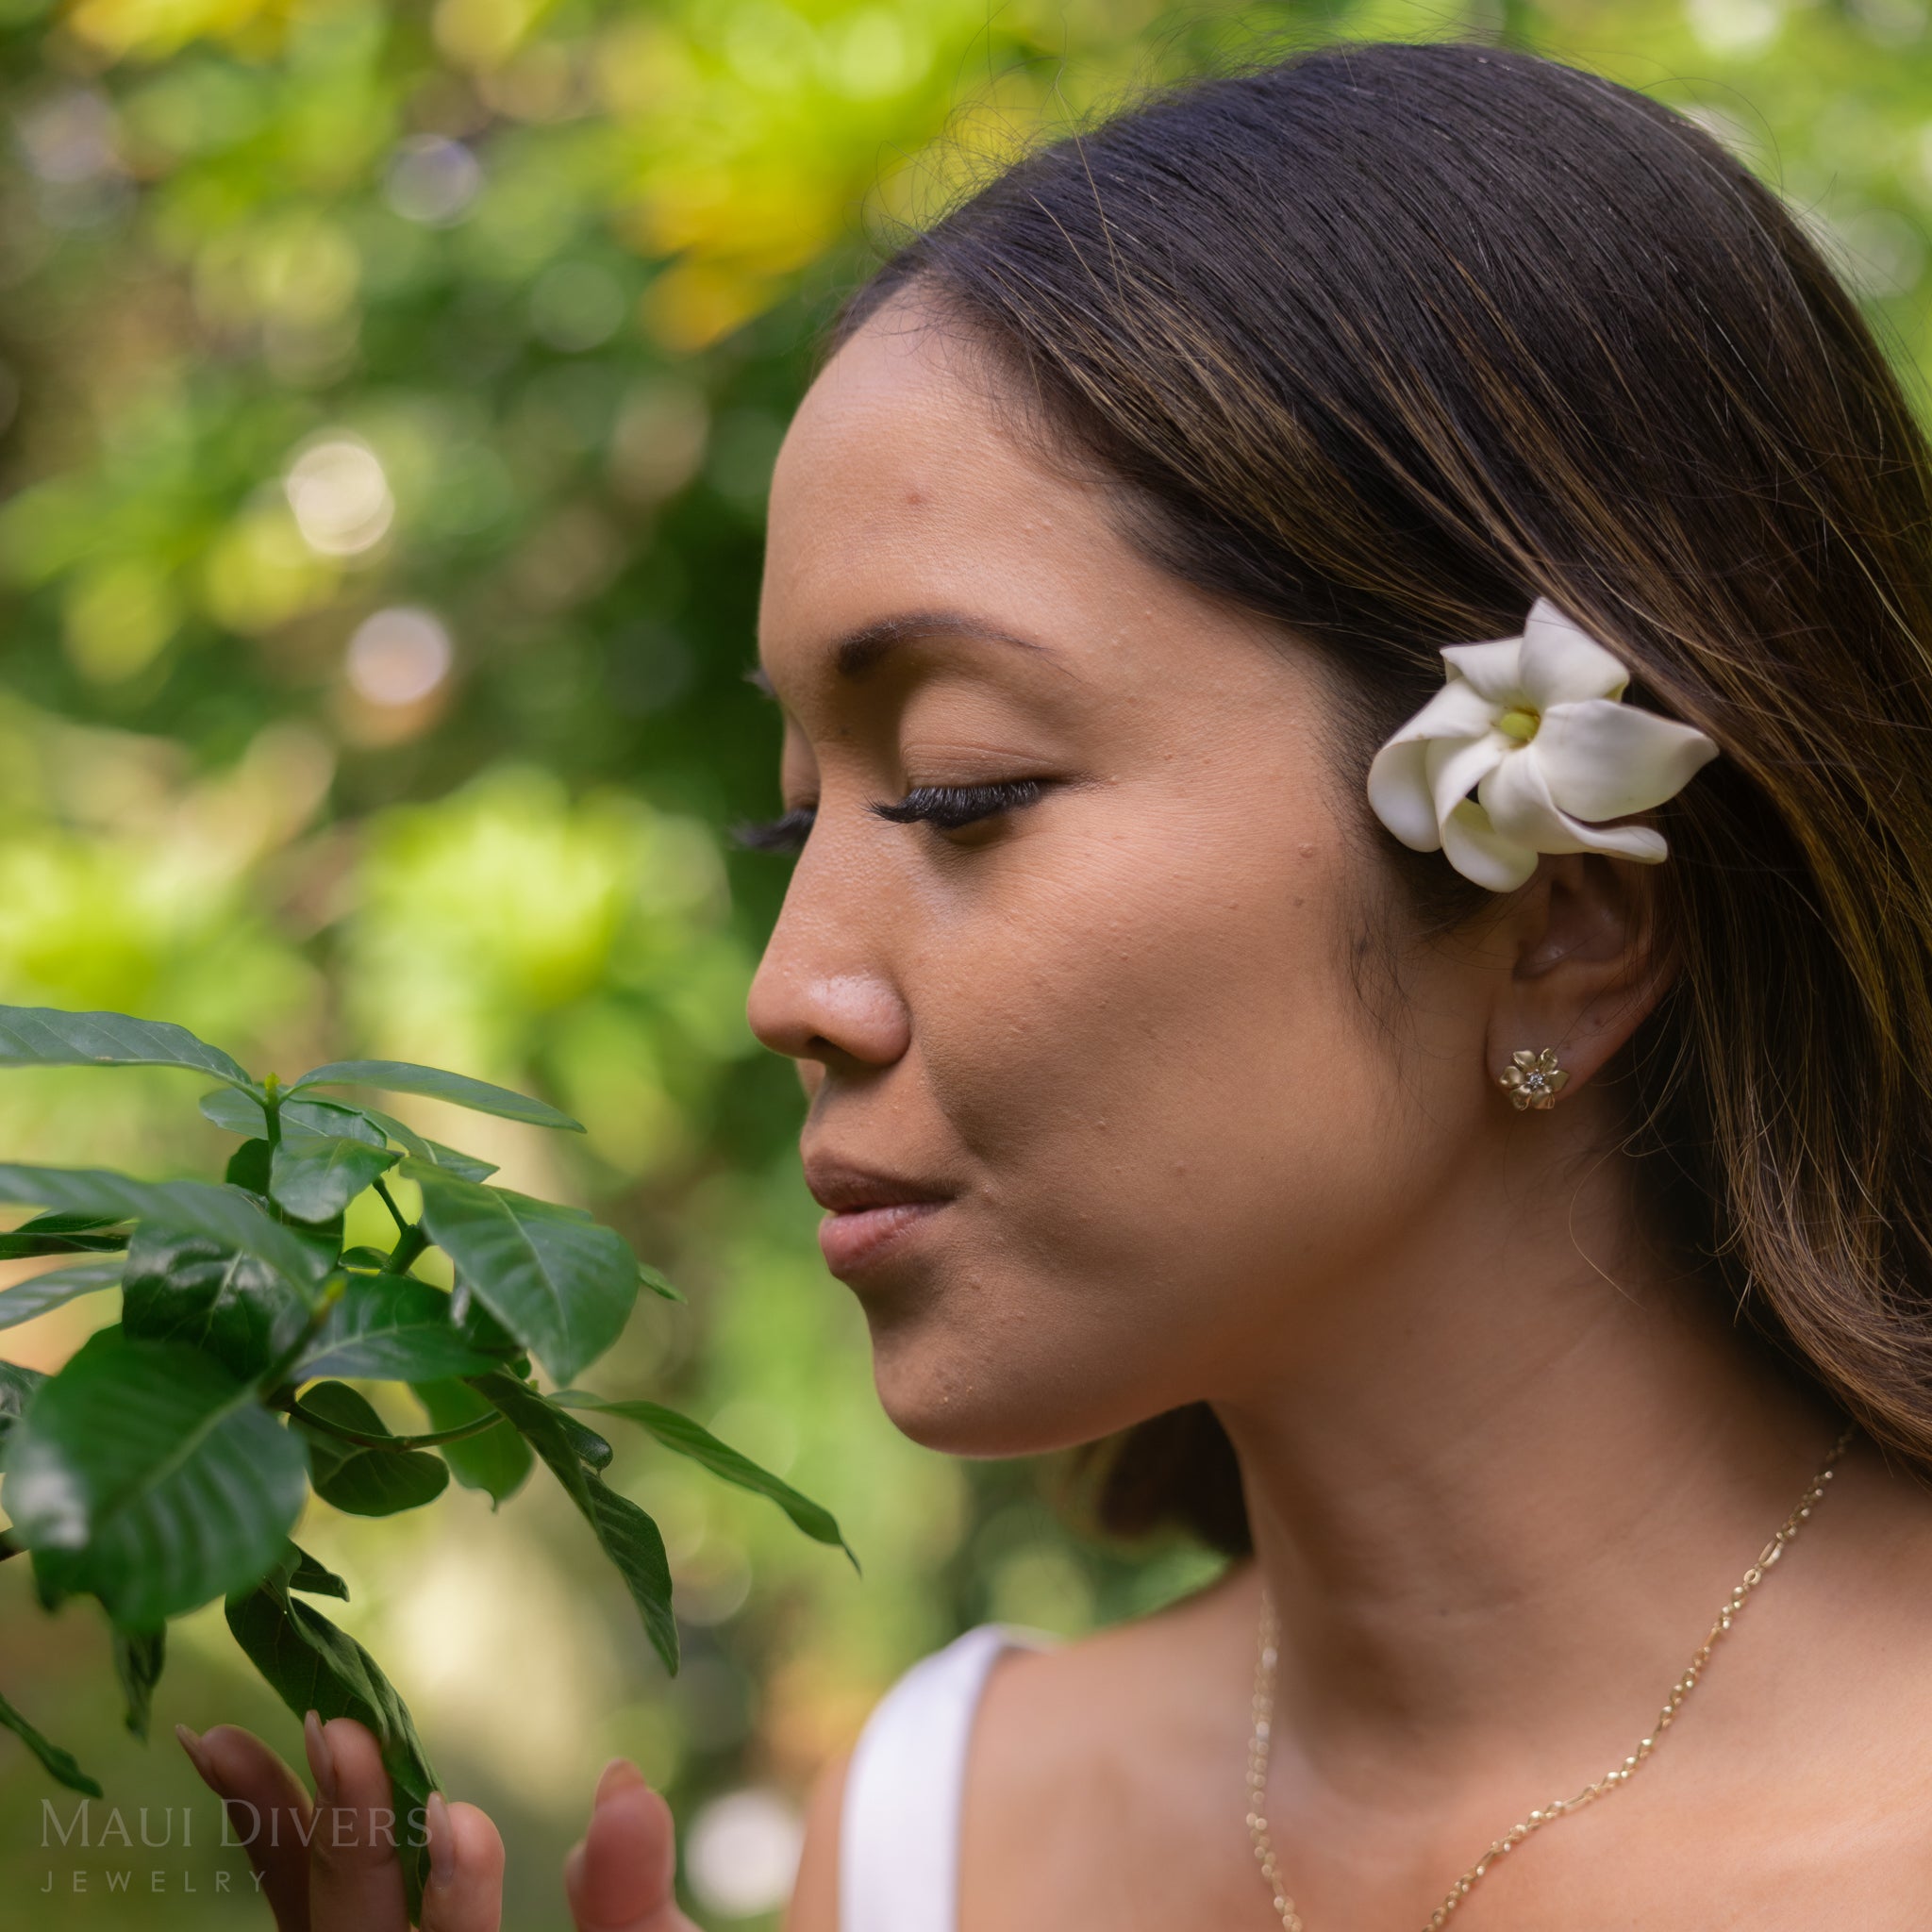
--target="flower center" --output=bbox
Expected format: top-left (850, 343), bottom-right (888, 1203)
top-left (1496, 707), bottom-right (1541, 743)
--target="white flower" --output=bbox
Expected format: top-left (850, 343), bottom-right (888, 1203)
top-left (1365, 597), bottom-right (1719, 892)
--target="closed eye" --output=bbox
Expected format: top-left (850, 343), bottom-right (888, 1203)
top-left (868, 779), bottom-right (1045, 831)
top-left (733, 779), bottom-right (1048, 854)
top-left (733, 806), bottom-right (817, 853)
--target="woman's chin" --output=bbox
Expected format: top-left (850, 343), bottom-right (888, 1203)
top-left (867, 1340), bottom-right (1134, 1459)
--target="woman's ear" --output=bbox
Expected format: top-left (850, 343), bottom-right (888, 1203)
top-left (1486, 852), bottom-right (1671, 1098)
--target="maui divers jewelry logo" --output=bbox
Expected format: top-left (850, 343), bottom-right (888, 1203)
top-left (37, 1796), bottom-right (430, 1895)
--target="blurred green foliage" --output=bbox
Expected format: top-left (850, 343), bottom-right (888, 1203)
top-left (1, 0), bottom-right (1928, 1922)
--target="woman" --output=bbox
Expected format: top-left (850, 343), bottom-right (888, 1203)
top-left (180, 39), bottom-right (1932, 1929)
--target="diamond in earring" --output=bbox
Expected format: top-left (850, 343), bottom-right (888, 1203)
top-left (1499, 1047), bottom-right (1569, 1111)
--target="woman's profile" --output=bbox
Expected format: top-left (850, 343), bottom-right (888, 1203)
top-left (177, 38), bottom-right (1932, 1929)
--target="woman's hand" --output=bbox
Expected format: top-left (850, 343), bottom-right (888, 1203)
top-left (176, 1710), bottom-right (702, 1932)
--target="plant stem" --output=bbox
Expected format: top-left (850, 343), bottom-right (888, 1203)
top-left (256, 1274), bottom-right (345, 1391)
top-left (374, 1176), bottom-right (410, 1237)
top-left (373, 1179), bottom-right (430, 1274)
top-left (276, 1395), bottom-right (500, 1452)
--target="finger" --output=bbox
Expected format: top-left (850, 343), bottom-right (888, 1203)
top-left (564, 1760), bottom-right (700, 1932)
top-left (306, 1713), bottom-right (410, 1932)
top-left (419, 1794), bottom-right (506, 1932)
top-left (177, 1723), bottom-right (316, 1931)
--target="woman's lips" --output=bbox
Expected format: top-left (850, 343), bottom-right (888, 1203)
top-left (816, 1199), bottom-right (946, 1275)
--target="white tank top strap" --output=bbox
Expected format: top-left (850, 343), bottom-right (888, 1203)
top-left (838, 1621), bottom-right (1058, 1932)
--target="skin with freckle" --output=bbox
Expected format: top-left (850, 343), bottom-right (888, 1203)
top-left (755, 311), bottom-right (1932, 1932)
top-left (750, 314), bottom-right (1482, 1457)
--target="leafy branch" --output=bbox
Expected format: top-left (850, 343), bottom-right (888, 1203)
top-left (0, 1004), bottom-right (853, 1919)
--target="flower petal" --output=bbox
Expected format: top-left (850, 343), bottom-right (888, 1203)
top-left (1387, 675), bottom-right (1504, 744)
top-left (1533, 698), bottom-right (1718, 821)
top-left (1440, 798), bottom-right (1540, 891)
top-left (1365, 736), bottom-right (1441, 851)
top-left (1438, 638), bottom-right (1525, 704)
top-left (1425, 730), bottom-right (1509, 828)
top-left (1516, 598), bottom-right (1630, 708)
top-left (1479, 745), bottom-right (1669, 864)
top-left (1366, 679), bottom-right (1508, 852)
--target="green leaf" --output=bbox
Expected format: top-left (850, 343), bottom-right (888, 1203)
top-left (0, 1165), bottom-right (326, 1292)
top-left (0, 1360), bottom-right (46, 1450)
top-left (412, 1379), bottom-right (532, 1505)
top-left (448, 1282), bottom-right (524, 1357)
top-left (0, 1258), bottom-right (125, 1334)
top-left (555, 1391), bottom-right (857, 1568)
top-left (204, 1091), bottom-right (498, 1180)
top-left (0, 1683), bottom-right (102, 1798)
top-left (6, 1331), bottom-right (309, 1625)
top-left (291, 1059), bottom-right (583, 1132)
top-left (18, 1212), bottom-right (124, 1234)
top-left (410, 1170), bottom-right (635, 1384)
top-left (225, 1546), bottom-right (436, 1920)
top-left (0, 1233), bottom-right (124, 1258)
top-left (296, 1274), bottom-right (498, 1382)
top-left (552, 1409), bottom-right (613, 1471)
top-left (120, 1226), bottom-right (310, 1383)
top-left (474, 1374), bottom-right (676, 1673)
top-left (269, 1136), bottom-right (401, 1224)
top-left (0, 1006), bottom-right (254, 1091)
top-left (200, 1090), bottom-right (388, 1148)
top-left (225, 1139), bottom-right (273, 1193)
top-left (350, 1108), bottom-right (500, 1182)
top-left (112, 1626), bottom-right (166, 1740)
top-left (293, 1382), bottom-right (449, 1518)
top-left (287, 1542), bottom-right (350, 1600)
top-left (0, 1209), bottom-right (128, 1259)
top-left (638, 1261), bottom-right (687, 1305)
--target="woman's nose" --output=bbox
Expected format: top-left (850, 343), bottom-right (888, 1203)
top-left (747, 926), bottom-right (911, 1072)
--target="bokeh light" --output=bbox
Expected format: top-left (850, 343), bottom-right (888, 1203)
top-left (345, 607), bottom-right (456, 708)
top-left (686, 1786), bottom-right (805, 1919)
top-left (386, 135), bottom-right (485, 226)
top-left (285, 437), bottom-right (395, 558)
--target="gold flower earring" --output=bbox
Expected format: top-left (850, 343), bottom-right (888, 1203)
top-left (1499, 1047), bottom-right (1568, 1111)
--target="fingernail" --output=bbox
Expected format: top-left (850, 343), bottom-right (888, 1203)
top-left (174, 1724), bottom-right (212, 1783)
top-left (594, 1757), bottom-right (646, 1804)
top-left (302, 1710), bottom-right (337, 1805)
top-left (425, 1790), bottom-right (457, 1889)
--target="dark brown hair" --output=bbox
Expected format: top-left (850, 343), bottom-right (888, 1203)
top-left (838, 40), bottom-right (1932, 1555)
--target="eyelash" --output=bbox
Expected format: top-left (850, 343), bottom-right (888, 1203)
top-left (733, 780), bottom-right (1046, 854)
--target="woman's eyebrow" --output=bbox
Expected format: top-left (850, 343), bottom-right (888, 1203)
top-left (830, 610), bottom-right (1044, 680)
top-left (748, 611), bottom-right (1050, 702)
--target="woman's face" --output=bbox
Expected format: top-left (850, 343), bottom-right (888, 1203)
top-left (748, 308), bottom-right (1494, 1457)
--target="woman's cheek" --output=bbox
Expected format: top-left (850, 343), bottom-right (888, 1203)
top-left (869, 781), bottom-right (1424, 1430)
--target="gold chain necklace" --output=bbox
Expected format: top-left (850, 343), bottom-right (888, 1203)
top-left (1244, 1424), bottom-right (1856, 1930)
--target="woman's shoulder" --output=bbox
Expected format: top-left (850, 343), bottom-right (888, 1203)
top-left (794, 1620), bottom-right (1079, 1932)
top-left (861, 1562), bottom-right (1249, 1756)
top-left (949, 1565), bottom-right (1258, 1927)
top-left (789, 1571), bottom-right (1253, 1932)
top-left (974, 1557), bottom-right (1256, 1725)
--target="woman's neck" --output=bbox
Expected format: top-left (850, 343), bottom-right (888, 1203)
top-left (1210, 1117), bottom-right (1836, 1798)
